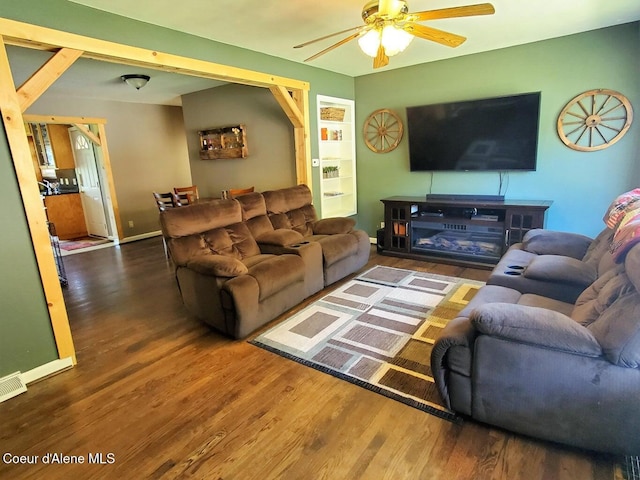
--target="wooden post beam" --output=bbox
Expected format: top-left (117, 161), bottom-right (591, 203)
top-left (71, 123), bottom-right (101, 146)
top-left (17, 47), bottom-right (83, 113)
top-left (0, 36), bottom-right (76, 363)
top-left (291, 89), bottom-right (312, 190)
top-left (269, 85), bottom-right (304, 128)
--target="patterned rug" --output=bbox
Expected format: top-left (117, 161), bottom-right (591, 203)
top-left (250, 266), bottom-right (484, 421)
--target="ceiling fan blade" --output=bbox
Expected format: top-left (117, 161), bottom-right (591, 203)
top-left (410, 3), bottom-right (495, 22)
top-left (373, 44), bottom-right (389, 68)
top-left (378, 0), bottom-right (405, 17)
top-left (294, 25), bottom-right (364, 49)
top-left (304, 31), bottom-right (365, 62)
top-left (403, 23), bottom-right (466, 48)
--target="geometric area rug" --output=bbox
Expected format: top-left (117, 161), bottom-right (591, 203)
top-left (250, 265), bottom-right (485, 422)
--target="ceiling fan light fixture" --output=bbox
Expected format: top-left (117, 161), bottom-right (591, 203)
top-left (358, 24), bottom-right (413, 58)
top-left (381, 24), bottom-right (413, 55)
top-left (358, 29), bottom-right (381, 57)
top-left (121, 74), bottom-right (150, 90)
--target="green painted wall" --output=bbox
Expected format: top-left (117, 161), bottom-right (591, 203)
top-left (0, 0), bottom-right (355, 376)
top-left (0, 124), bottom-right (58, 377)
top-left (354, 23), bottom-right (640, 238)
top-left (0, 0), bottom-right (355, 204)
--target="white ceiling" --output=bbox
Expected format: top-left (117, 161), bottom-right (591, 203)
top-left (68, 0), bottom-right (640, 77)
top-left (8, 1), bottom-right (640, 106)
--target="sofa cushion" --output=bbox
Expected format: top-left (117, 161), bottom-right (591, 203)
top-left (524, 255), bottom-right (597, 286)
top-left (571, 266), bottom-right (632, 326)
top-left (517, 293), bottom-right (574, 316)
top-left (582, 228), bottom-right (613, 267)
top-left (587, 292), bottom-right (640, 367)
top-left (263, 184), bottom-right (313, 213)
top-left (186, 255), bottom-right (248, 277)
top-left (247, 254), bottom-right (305, 301)
top-left (287, 206), bottom-right (317, 236)
top-left (237, 192), bottom-right (267, 221)
top-left (312, 217), bottom-right (356, 235)
top-left (471, 303), bottom-right (602, 357)
top-left (256, 229), bottom-right (304, 246)
top-left (626, 244), bottom-right (640, 291)
top-left (458, 284), bottom-right (523, 318)
top-left (522, 229), bottom-right (592, 259)
top-left (203, 222), bottom-right (261, 259)
top-left (312, 233), bottom-right (358, 267)
top-left (160, 199), bottom-right (241, 238)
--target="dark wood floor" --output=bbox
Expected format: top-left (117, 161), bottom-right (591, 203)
top-left (0, 237), bottom-right (616, 479)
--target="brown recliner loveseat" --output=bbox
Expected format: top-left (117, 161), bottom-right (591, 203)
top-left (261, 184), bottom-right (371, 286)
top-left (160, 185), bottom-right (370, 339)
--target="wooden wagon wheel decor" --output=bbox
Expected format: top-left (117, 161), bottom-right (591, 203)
top-left (557, 89), bottom-right (633, 151)
top-left (363, 108), bottom-right (404, 153)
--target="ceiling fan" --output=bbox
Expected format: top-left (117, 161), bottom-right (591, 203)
top-left (294, 0), bottom-right (495, 69)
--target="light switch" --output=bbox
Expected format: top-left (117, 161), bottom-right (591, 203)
top-left (312, 158), bottom-right (320, 167)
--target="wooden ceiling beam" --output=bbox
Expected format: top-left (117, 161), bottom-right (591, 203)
top-left (0, 18), bottom-right (309, 92)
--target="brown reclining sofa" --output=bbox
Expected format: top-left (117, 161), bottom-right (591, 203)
top-left (160, 184), bottom-right (370, 339)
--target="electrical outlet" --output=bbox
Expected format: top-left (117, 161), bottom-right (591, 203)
top-left (312, 158), bottom-right (320, 167)
top-left (128, 220), bottom-right (134, 228)
top-left (380, 221), bottom-right (385, 228)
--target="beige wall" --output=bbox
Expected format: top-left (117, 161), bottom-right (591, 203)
top-left (26, 97), bottom-right (192, 238)
top-left (182, 84), bottom-right (296, 198)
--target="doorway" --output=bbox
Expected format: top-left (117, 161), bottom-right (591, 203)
top-left (24, 115), bottom-right (121, 245)
top-left (69, 126), bottom-right (109, 238)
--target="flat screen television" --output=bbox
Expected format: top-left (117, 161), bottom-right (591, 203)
top-left (406, 92), bottom-right (541, 172)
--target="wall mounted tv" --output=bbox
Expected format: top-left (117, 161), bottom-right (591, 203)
top-left (406, 92), bottom-right (541, 172)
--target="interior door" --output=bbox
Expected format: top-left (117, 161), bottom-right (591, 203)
top-left (69, 127), bottom-right (108, 237)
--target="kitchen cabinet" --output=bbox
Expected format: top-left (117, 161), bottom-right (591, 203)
top-left (44, 193), bottom-right (87, 240)
top-left (48, 124), bottom-right (76, 169)
top-left (28, 123), bottom-right (76, 169)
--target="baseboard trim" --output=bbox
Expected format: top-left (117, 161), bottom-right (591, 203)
top-left (21, 357), bottom-right (74, 385)
top-left (120, 231), bottom-right (162, 244)
top-left (369, 237), bottom-right (376, 244)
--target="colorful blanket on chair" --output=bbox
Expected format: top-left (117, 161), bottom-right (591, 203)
top-left (604, 188), bottom-right (640, 229)
top-left (611, 206), bottom-right (640, 263)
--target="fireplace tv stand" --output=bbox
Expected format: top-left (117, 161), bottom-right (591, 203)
top-left (380, 196), bottom-right (552, 268)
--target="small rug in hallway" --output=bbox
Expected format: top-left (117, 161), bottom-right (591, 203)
top-left (59, 237), bottom-right (109, 252)
top-left (250, 266), bottom-right (484, 421)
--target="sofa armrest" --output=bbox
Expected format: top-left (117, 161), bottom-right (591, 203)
top-left (255, 229), bottom-right (304, 247)
top-left (430, 316), bottom-right (478, 411)
top-left (471, 303), bottom-right (602, 356)
top-left (522, 229), bottom-right (593, 259)
top-left (524, 255), bottom-right (597, 286)
top-left (186, 254), bottom-right (248, 278)
top-left (312, 217), bottom-right (356, 235)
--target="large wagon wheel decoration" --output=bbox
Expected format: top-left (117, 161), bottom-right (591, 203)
top-left (363, 109), bottom-right (404, 153)
top-left (557, 89), bottom-right (633, 151)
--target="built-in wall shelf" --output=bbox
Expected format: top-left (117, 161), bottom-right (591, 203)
top-left (317, 95), bottom-right (357, 218)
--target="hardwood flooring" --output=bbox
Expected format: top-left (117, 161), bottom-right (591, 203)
top-left (0, 237), bottom-right (616, 479)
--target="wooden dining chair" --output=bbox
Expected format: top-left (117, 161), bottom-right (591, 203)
top-left (228, 186), bottom-right (255, 198)
top-left (153, 191), bottom-right (180, 211)
top-left (153, 192), bottom-right (180, 258)
top-left (174, 185), bottom-right (199, 205)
